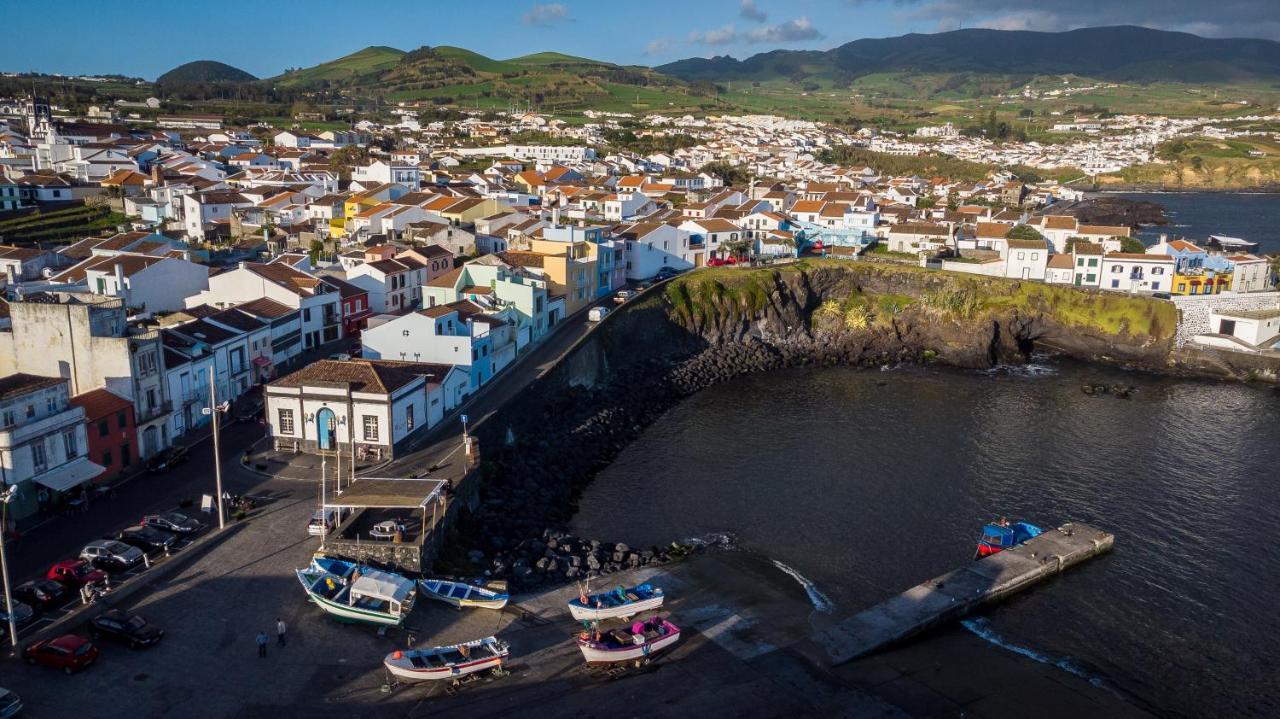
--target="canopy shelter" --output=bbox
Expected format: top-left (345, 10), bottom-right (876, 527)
top-left (323, 477), bottom-right (447, 510)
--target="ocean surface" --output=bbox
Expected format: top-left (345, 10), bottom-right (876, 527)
top-left (1103, 191), bottom-right (1280, 255)
top-left (570, 361), bottom-right (1280, 718)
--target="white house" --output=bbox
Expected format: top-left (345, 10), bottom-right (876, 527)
top-left (1099, 253), bottom-right (1176, 293)
top-left (48, 254), bottom-right (210, 312)
top-left (361, 300), bottom-right (515, 390)
top-left (0, 373), bottom-right (102, 520)
top-left (1194, 307), bottom-right (1280, 353)
top-left (351, 160), bottom-right (421, 188)
top-left (265, 359), bottom-right (441, 461)
top-left (182, 190), bottom-right (252, 241)
top-left (1004, 238), bottom-right (1049, 281)
top-left (187, 262), bottom-right (343, 350)
top-left (614, 222), bottom-right (692, 280)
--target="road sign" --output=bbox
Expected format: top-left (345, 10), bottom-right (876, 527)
top-left (460, 414), bottom-right (469, 424)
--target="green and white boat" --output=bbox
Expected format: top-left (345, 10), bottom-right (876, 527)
top-left (295, 565), bottom-right (416, 626)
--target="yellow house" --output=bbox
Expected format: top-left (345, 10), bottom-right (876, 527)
top-left (1171, 268), bottom-right (1233, 295)
top-left (499, 235), bottom-right (598, 317)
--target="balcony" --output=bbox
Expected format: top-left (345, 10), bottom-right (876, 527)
top-left (135, 400), bottom-right (173, 424)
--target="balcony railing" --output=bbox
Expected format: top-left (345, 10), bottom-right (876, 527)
top-left (135, 400), bottom-right (173, 424)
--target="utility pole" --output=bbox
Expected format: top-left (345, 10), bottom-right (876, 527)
top-left (0, 487), bottom-right (18, 654)
top-left (208, 366), bottom-right (225, 530)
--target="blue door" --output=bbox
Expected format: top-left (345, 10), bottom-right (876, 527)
top-left (316, 407), bottom-right (335, 450)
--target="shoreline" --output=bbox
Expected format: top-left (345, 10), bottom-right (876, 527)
top-left (1090, 185), bottom-right (1280, 194)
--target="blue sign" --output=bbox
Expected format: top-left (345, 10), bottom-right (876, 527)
top-left (460, 414), bottom-right (469, 424)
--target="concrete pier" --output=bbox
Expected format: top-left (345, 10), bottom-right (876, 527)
top-left (820, 522), bottom-right (1115, 665)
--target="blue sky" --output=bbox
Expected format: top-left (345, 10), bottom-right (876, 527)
top-left (2, 0), bottom-right (1276, 79)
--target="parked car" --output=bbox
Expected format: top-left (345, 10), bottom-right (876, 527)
top-left (588, 306), bottom-right (610, 322)
top-left (88, 609), bottom-right (163, 649)
top-left (0, 598), bottom-right (34, 628)
top-left (146, 445), bottom-right (188, 473)
top-left (114, 525), bottom-right (178, 554)
top-left (653, 266), bottom-right (680, 281)
top-left (12, 579), bottom-right (69, 613)
top-left (0, 687), bottom-right (21, 718)
top-left (80, 540), bottom-right (144, 572)
top-left (23, 634), bottom-right (98, 674)
top-left (307, 509), bottom-right (338, 536)
top-left (234, 396), bottom-right (264, 423)
top-left (614, 289), bottom-right (635, 304)
top-left (141, 511), bottom-right (202, 535)
top-left (46, 559), bottom-right (107, 590)
top-left (328, 352), bottom-right (351, 361)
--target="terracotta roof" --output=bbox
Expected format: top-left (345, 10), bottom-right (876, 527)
top-left (1041, 215), bottom-right (1078, 231)
top-left (889, 222), bottom-right (950, 236)
top-left (237, 297), bottom-right (295, 318)
top-left (1047, 254), bottom-right (1075, 269)
top-left (1079, 224), bottom-right (1130, 238)
top-left (50, 254), bottom-right (164, 283)
top-left (496, 251), bottom-right (545, 269)
top-left (1006, 238), bottom-right (1046, 250)
top-left (319, 275), bottom-right (366, 299)
top-left (270, 360), bottom-right (425, 394)
top-left (70, 387), bottom-right (132, 420)
top-left (0, 373), bottom-right (66, 400)
top-left (427, 266), bottom-right (464, 288)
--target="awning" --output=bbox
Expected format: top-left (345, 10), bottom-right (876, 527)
top-left (32, 457), bottom-right (106, 493)
top-left (253, 356), bottom-right (272, 367)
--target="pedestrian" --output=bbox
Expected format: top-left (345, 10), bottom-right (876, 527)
top-left (256, 630), bottom-right (268, 658)
top-left (276, 618), bottom-right (287, 647)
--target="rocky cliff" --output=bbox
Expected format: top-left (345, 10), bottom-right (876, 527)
top-left (455, 261), bottom-right (1203, 589)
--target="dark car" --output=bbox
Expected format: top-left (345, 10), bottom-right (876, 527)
top-left (12, 579), bottom-right (69, 613)
top-left (24, 634), bottom-right (98, 674)
top-left (146, 445), bottom-right (188, 473)
top-left (653, 266), bottom-right (680, 281)
top-left (88, 609), bottom-right (163, 649)
top-left (141, 511), bottom-right (202, 535)
top-left (47, 559), bottom-right (108, 590)
top-left (234, 398), bottom-right (264, 424)
top-left (0, 597), bottom-right (35, 629)
top-left (115, 525), bottom-right (178, 554)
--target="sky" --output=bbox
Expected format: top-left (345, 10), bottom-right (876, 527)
top-left (2, 0), bottom-right (1279, 80)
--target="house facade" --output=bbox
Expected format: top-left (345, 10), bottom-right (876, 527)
top-left (0, 374), bottom-right (103, 520)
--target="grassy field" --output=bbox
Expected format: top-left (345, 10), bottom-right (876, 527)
top-left (0, 204), bottom-right (127, 245)
top-left (1099, 134), bottom-right (1280, 188)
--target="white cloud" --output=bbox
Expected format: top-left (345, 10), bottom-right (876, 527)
top-left (521, 3), bottom-right (570, 27)
top-left (689, 24), bottom-right (740, 46)
top-left (645, 38), bottom-right (673, 56)
top-left (746, 16), bottom-right (824, 43)
top-left (740, 0), bottom-right (768, 23)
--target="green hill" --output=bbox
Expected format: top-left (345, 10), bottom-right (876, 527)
top-left (273, 46), bottom-right (406, 87)
top-left (156, 60), bottom-right (256, 85)
top-left (659, 26), bottom-right (1280, 85)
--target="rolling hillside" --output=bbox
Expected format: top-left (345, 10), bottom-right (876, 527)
top-left (659, 26), bottom-right (1280, 85)
top-left (273, 46), bottom-right (406, 88)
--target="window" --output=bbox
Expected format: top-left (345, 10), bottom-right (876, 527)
top-left (32, 441), bottom-right (47, 473)
top-left (406, 405), bottom-right (415, 431)
top-left (137, 351), bottom-right (158, 376)
top-left (1111, 279), bottom-right (1120, 288)
top-left (26, 404), bottom-right (35, 418)
top-left (121, 442), bottom-right (131, 467)
top-left (1112, 266), bottom-right (1124, 273)
top-left (1017, 252), bottom-right (1025, 260)
top-left (278, 409), bottom-right (294, 435)
top-left (63, 430), bottom-right (78, 458)
top-left (1088, 259), bottom-right (1098, 267)
top-left (117, 410), bottom-right (128, 428)
top-left (362, 415), bottom-right (379, 442)
top-left (1, 410), bottom-right (13, 428)
top-left (102, 449), bottom-right (113, 466)
top-left (1086, 274), bottom-right (1097, 283)
top-left (303, 308), bottom-right (312, 322)
top-left (1152, 267), bottom-right (1164, 275)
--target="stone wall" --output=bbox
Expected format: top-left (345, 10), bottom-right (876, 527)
top-left (1170, 292), bottom-right (1280, 346)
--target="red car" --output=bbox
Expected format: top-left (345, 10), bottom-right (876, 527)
top-left (24, 634), bottom-right (99, 674)
top-left (47, 559), bottom-right (108, 590)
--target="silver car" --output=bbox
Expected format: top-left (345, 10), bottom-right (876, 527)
top-left (80, 539), bottom-right (145, 571)
top-left (0, 687), bottom-right (22, 719)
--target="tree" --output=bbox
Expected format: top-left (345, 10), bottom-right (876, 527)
top-left (699, 161), bottom-right (748, 187)
top-left (723, 238), bottom-right (752, 259)
top-left (308, 239), bottom-right (324, 265)
top-left (1005, 224), bottom-right (1045, 242)
top-left (1118, 236), bottom-right (1146, 254)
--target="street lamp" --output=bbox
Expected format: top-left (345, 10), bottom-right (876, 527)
top-left (0, 485), bottom-right (18, 654)
top-left (205, 366), bottom-right (229, 530)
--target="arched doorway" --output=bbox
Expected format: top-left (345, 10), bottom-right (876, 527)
top-left (316, 407), bottom-right (336, 451)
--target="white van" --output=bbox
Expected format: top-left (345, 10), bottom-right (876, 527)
top-left (307, 509), bottom-right (338, 536)
top-left (588, 306), bottom-right (610, 322)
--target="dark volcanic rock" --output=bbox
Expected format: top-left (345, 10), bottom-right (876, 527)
top-left (1040, 196), bottom-right (1167, 230)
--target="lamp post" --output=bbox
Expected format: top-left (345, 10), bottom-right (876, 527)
top-left (0, 486), bottom-right (18, 654)
top-left (207, 366), bottom-right (226, 530)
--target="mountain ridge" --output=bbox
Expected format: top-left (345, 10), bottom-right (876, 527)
top-left (155, 60), bottom-right (257, 85)
top-left (657, 26), bottom-right (1280, 84)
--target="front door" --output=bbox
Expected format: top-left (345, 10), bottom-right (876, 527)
top-left (316, 408), bottom-right (336, 450)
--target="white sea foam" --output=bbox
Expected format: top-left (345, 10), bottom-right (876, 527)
top-left (770, 560), bottom-right (835, 613)
top-left (961, 618), bottom-right (1105, 688)
top-left (683, 531), bottom-right (737, 550)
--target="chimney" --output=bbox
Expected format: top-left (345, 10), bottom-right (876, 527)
top-left (113, 261), bottom-right (125, 293)
top-left (150, 163), bottom-right (161, 184)
top-left (238, 261), bottom-right (247, 270)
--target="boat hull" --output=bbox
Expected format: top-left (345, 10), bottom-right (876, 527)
top-left (568, 594), bottom-right (663, 621)
top-left (419, 580), bottom-right (510, 610)
top-left (309, 592), bottom-right (407, 626)
top-left (576, 629), bottom-right (680, 663)
top-left (383, 654), bottom-right (505, 682)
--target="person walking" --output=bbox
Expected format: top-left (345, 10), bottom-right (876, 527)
top-left (276, 618), bottom-right (287, 647)
top-left (256, 630), bottom-right (268, 658)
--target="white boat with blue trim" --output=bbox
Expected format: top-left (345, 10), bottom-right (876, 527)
top-left (419, 579), bottom-right (509, 610)
top-left (382, 636), bottom-right (510, 682)
top-left (296, 562), bottom-right (416, 626)
top-left (568, 583), bottom-right (664, 621)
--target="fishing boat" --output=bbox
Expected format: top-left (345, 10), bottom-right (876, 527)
top-left (568, 583), bottom-right (664, 621)
top-left (419, 579), bottom-right (509, 610)
top-left (310, 554), bottom-right (359, 578)
top-left (975, 519), bottom-right (1043, 558)
top-left (576, 617), bottom-right (680, 664)
top-left (382, 636), bottom-right (510, 682)
top-left (296, 564), bottom-right (416, 626)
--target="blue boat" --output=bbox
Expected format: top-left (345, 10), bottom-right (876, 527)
top-left (976, 520), bottom-right (1042, 558)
